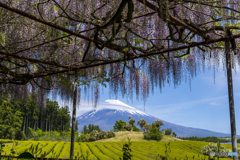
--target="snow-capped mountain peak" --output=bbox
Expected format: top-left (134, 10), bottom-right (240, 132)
top-left (77, 99), bottom-right (149, 119)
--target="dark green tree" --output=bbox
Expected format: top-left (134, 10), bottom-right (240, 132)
top-left (165, 128), bottom-right (172, 135)
top-left (88, 124), bottom-right (92, 133)
top-left (172, 132), bottom-right (177, 137)
top-left (94, 125), bottom-right (100, 132)
top-left (0, 97), bottom-right (26, 140)
top-left (113, 119), bottom-right (127, 132)
top-left (75, 121), bottom-right (79, 131)
top-left (83, 125), bottom-right (88, 134)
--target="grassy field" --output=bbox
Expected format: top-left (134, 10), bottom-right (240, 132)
top-left (95, 131), bottom-right (185, 142)
top-left (0, 132), bottom-right (238, 160)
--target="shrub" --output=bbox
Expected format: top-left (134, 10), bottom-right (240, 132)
top-left (97, 131), bottom-right (107, 139)
top-left (77, 133), bottom-right (89, 142)
top-left (87, 135), bottom-right (96, 142)
top-left (144, 132), bottom-right (163, 141)
top-left (35, 128), bottom-right (43, 138)
top-left (122, 124), bottom-right (131, 131)
top-left (89, 130), bottom-right (98, 139)
top-left (201, 143), bottom-right (231, 158)
top-left (132, 125), bottom-right (140, 132)
top-left (107, 130), bottom-right (115, 138)
top-left (165, 128), bottom-right (172, 135)
top-left (119, 137), bottom-right (133, 160)
top-left (143, 123), bottom-right (163, 141)
top-left (150, 123), bottom-right (158, 134)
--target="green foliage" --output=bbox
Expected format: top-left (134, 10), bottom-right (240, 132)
top-left (28, 127), bottom-right (38, 140)
top-left (137, 119), bottom-right (147, 132)
top-left (46, 142), bottom-right (64, 159)
top-left (128, 119), bottom-right (136, 131)
top-left (144, 132), bottom-right (163, 141)
top-left (75, 121), bottom-right (80, 131)
top-left (155, 142), bottom-right (171, 160)
top-left (17, 152), bottom-right (34, 159)
top-left (58, 142), bottom-right (71, 159)
top-left (143, 123), bottom-right (152, 132)
top-left (80, 143), bottom-right (97, 160)
top-left (85, 124), bottom-right (100, 134)
top-left (144, 123), bottom-right (164, 141)
top-left (91, 143), bottom-right (119, 159)
top-left (0, 97), bottom-right (25, 140)
top-left (3, 139), bottom-right (236, 160)
top-left (150, 123), bottom-right (157, 133)
top-left (132, 125), bottom-right (140, 132)
top-left (97, 131), bottom-right (107, 140)
top-left (77, 129), bottom-right (115, 142)
top-left (172, 132), bottom-right (177, 137)
top-left (77, 133), bottom-right (89, 142)
top-left (107, 130), bottom-right (115, 138)
top-left (87, 143), bottom-right (112, 160)
top-left (83, 125), bottom-right (88, 134)
top-left (0, 141), bottom-right (5, 157)
top-left (85, 150), bottom-right (91, 160)
top-left (114, 119), bottom-right (127, 132)
top-left (88, 130), bottom-right (99, 142)
top-left (165, 128), bottom-right (172, 135)
top-left (201, 143), bottom-right (230, 158)
top-left (0, 96), bottom-right (71, 141)
top-left (154, 120), bottom-right (164, 128)
top-left (122, 124), bottom-right (132, 131)
top-left (178, 136), bottom-right (231, 143)
top-left (119, 137), bottom-right (133, 160)
top-left (35, 128), bottom-right (43, 138)
top-left (164, 142), bottom-right (171, 157)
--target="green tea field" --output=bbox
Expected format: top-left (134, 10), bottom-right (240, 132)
top-left (1, 139), bottom-right (237, 160)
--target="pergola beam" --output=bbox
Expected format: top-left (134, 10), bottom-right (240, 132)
top-left (22, 34), bottom-right (240, 77)
top-left (0, 50), bottom-right (69, 68)
top-left (1, 33), bottom-right (240, 83)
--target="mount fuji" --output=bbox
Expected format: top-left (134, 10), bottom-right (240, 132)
top-left (76, 100), bottom-right (240, 138)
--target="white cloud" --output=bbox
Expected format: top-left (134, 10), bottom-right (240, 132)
top-left (209, 102), bottom-right (220, 106)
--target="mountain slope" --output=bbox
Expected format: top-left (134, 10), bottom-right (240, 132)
top-left (76, 100), bottom-right (240, 138)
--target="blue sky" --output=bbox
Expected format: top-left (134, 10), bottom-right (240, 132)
top-left (58, 51), bottom-right (240, 135)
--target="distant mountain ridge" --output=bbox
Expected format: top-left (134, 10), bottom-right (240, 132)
top-left (76, 100), bottom-right (240, 138)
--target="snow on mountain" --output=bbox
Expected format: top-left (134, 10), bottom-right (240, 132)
top-left (77, 100), bottom-right (149, 119)
top-left (76, 100), bottom-right (240, 138)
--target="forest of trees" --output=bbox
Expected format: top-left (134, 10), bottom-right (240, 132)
top-left (0, 96), bottom-right (71, 140)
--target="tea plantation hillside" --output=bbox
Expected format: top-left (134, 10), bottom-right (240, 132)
top-left (1, 140), bottom-right (236, 160)
top-left (1, 132), bottom-right (239, 160)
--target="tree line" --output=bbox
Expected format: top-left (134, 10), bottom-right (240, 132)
top-left (178, 136), bottom-right (232, 143)
top-left (178, 136), bottom-right (240, 143)
top-left (0, 96), bottom-right (71, 140)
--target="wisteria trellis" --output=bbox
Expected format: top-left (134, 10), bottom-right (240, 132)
top-left (0, 0), bottom-right (240, 159)
top-left (0, 0), bottom-right (240, 105)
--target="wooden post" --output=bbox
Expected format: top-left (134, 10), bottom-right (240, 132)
top-left (70, 71), bottom-right (78, 160)
top-left (225, 40), bottom-right (238, 160)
